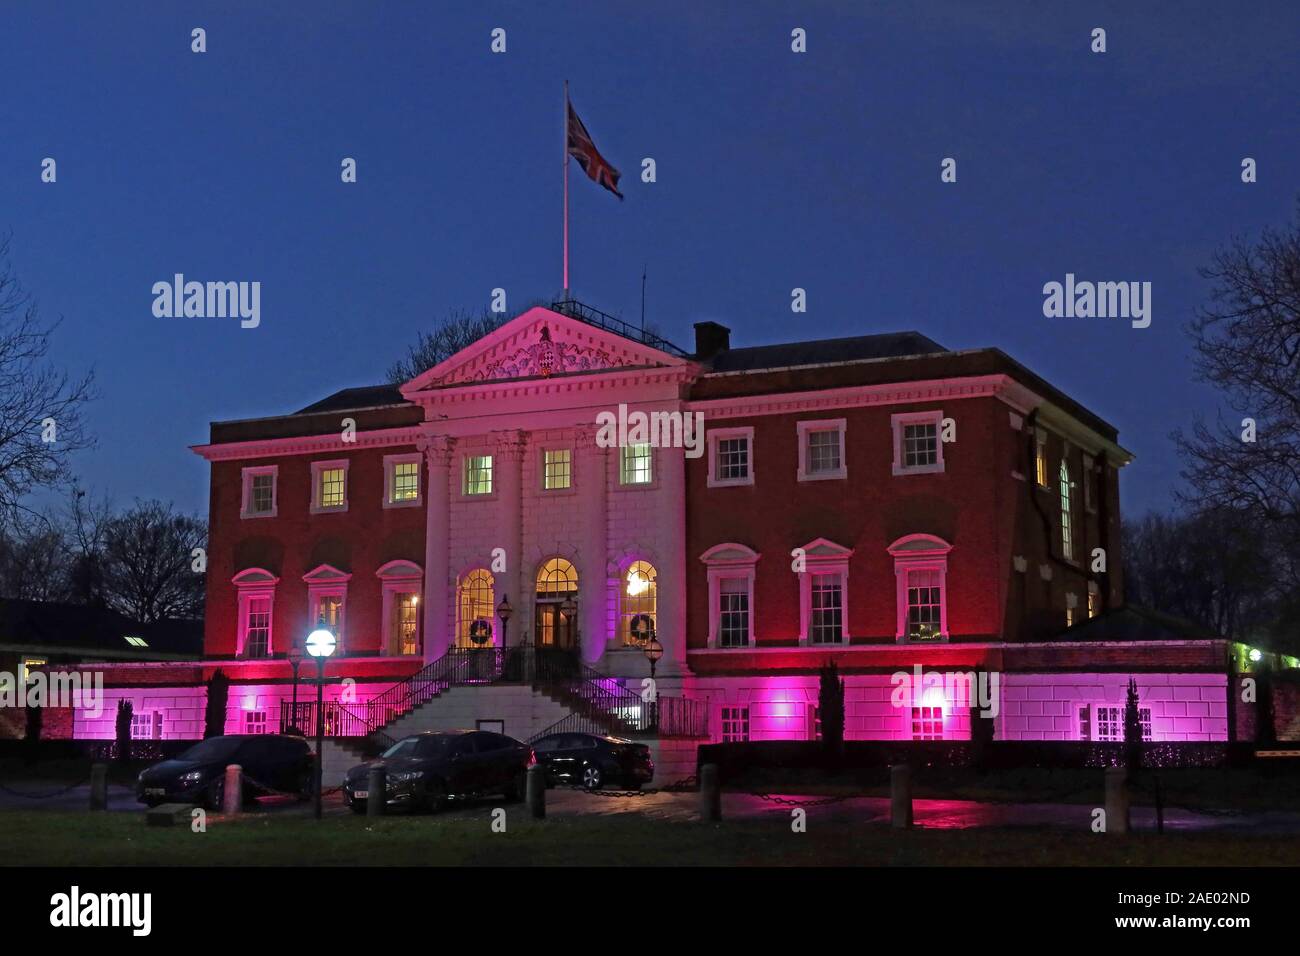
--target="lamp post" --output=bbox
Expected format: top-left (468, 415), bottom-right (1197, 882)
top-left (497, 594), bottom-right (513, 646)
top-left (305, 621), bottom-right (336, 820)
top-left (287, 644), bottom-right (305, 735)
top-left (643, 634), bottom-right (664, 731)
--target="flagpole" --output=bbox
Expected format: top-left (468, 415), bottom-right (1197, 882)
top-left (562, 80), bottom-right (570, 298)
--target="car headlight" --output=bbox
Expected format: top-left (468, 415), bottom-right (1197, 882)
top-left (389, 771), bottom-right (424, 783)
top-left (180, 770), bottom-right (206, 783)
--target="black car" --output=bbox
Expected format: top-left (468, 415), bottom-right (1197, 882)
top-left (137, 734), bottom-right (314, 809)
top-left (343, 730), bottom-right (534, 814)
top-left (531, 733), bottom-right (654, 790)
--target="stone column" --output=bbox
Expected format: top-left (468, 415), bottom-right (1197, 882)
top-left (579, 429), bottom-right (608, 665)
top-left (420, 435), bottom-right (455, 664)
top-left (495, 430), bottom-right (527, 647)
top-left (655, 443), bottom-right (688, 676)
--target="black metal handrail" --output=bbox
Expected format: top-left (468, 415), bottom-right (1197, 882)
top-left (550, 298), bottom-right (689, 357)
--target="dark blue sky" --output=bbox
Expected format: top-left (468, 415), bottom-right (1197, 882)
top-left (3, 1), bottom-right (1297, 518)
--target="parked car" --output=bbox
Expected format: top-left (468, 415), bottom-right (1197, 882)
top-left (531, 732), bottom-right (654, 790)
top-left (343, 730), bottom-right (533, 814)
top-left (136, 735), bottom-right (314, 809)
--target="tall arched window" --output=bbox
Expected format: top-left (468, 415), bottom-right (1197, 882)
top-left (1059, 460), bottom-right (1073, 561)
top-left (536, 558), bottom-right (578, 596)
top-left (457, 569), bottom-right (495, 647)
top-left (620, 561), bottom-right (657, 646)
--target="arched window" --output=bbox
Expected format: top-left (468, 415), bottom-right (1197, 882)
top-left (1059, 460), bottom-right (1073, 561)
top-left (457, 569), bottom-right (495, 647)
top-left (620, 561), bottom-right (657, 646)
top-left (536, 558), bottom-right (578, 596)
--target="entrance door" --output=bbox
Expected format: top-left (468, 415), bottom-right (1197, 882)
top-left (534, 601), bottom-right (576, 649)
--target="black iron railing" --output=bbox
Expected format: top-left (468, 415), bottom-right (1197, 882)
top-left (550, 298), bottom-right (689, 357)
top-left (277, 642), bottom-right (708, 747)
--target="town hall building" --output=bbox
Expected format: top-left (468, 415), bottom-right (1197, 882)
top-left (61, 300), bottom-right (1262, 779)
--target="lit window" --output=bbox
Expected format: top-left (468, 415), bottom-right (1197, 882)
top-left (123, 636), bottom-right (149, 648)
top-left (1035, 431), bottom-right (1048, 487)
top-left (911, 707), bottom-right (942, 740)
top-left (19, 658), bottom-right (47, 684)
top-left (385, 455), bottom-right (421, 505)
top-left (396, 593), bottom-right (420, 656)
top-left (311, 460), bottom-right (349, 512)
top-left (1083, 705), bottom-right (1151, 742)
top-left (1059, 460), bottom-right (1073, 560)
top-left (464, 455), bottom-right (494, 495)
top-left (620, 444), bottom-right (653, 485)
top-left (721, 706), bottom-right (750, 743)
top-left (245, 597), bottom-right (271, 658)
top-left (243, 711), bottom-right (267, 735)
top-left (317, 595), bottom-right (343, 634)
top-left (1066, 606), bottom-right (1075, 628)
top-left (620, 561), bottom-right (657, 646)
top-left (543, 449), bottom-right (572, 490)
top-left (456, 569), bottom-right (495, 647)
top-left (241, 467), bottom-right (277, 518)
top-left (1087, 587), bottom-right (1100, 619)
top-left (304, 564), bottom-right (350, 653)
top-left (906, 569), bottom-right (943, 641)
top-left (809, 573), bottom-right (844, 644)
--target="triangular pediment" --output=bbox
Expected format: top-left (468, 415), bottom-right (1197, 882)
top-left (400, 306), bottom-right (690, 395)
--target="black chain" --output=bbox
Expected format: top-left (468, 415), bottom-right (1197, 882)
top-left (0, 777), bottom-right (92, 799)
top-left (575, 773), bottom-right (699, 798)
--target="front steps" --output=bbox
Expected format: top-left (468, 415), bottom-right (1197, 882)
top-left (320, 738), bottom-right (369, 789)
top-left (382, 682), bottom-right (576, 741)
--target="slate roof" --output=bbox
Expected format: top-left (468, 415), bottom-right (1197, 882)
top-left (296, 384), bottom-right (407, 415)
top-left (1056, 605), bottom-right (1222, 643)
top-left (705, 331), bottom-right (948, 372)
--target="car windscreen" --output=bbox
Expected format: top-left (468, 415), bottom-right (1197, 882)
top-left (178, 738), bottom-right (243, 763)
top-left (381, 738), bottom-right (421, 759)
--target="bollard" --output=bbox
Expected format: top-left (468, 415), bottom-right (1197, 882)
top-left (222, 764), bottom-right (243, 815)
top-left (1104, 766), bottom-right (1129, 834)
top-left (89, 762), bottom-right (108, 811)
top-left (367, 765), bottom-right (387, 817)
top-left (526, 764), bottom-right (546, 819)
top-left (890, 764), bottom-right (913, 829)
top-left (699, 763), bottom-right (722, 822)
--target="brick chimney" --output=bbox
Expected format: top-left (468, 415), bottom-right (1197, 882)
top-left (693, 321), bottom-right (731, 360)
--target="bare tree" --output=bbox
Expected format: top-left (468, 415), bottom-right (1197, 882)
top-left (386, 305), bottom-right (547, 383)
top-left (1176, 201), bottom-right (1300, 526)
top-left (0, 236), bottom-right (95, 526)
top-left (100, 500), bottom-right (206, 622)
top-left (0, 512), bottom-right (71, 601)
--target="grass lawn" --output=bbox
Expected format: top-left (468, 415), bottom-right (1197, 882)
top-left (3, 808), bottom-right (1300, 866)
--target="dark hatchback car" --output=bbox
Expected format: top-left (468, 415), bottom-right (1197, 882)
top-left (343, 730), bottom-right (534, 814)
top-left (531, 733), bottom-right (654, 790)
top-left (137, 734), bottom-right (314, 809)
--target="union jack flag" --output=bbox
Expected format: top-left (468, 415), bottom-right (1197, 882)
top-left (567, 101), bottom-right (623, 200)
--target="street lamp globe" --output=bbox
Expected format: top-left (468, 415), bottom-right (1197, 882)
top-left (306, 627), bottom-right (336, 659)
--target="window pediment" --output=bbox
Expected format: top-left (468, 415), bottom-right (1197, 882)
top-left (302, 563), bottom-right (352, 583)
top-left (375, 559), bottom-right (422, 581)
top-left (699, 543), bottom-right (761, 567)
top-left (232, 567), bottom-right (279, 588)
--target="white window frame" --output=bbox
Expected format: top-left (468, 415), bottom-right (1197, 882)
top-left (383, 453), bottom-right (423, 508)
top-left (310, 459), bottom-right (350, 514)
top-left (233, 568), bottom-right (279, 659)
top-left (720, 705), bottom-right (751, 743)
top-left (700, 543), bottom-right (760, 648)
top-left (131, 710), bottom-right (162, 740)
top-left (462, 453), bottom-right (495, 498)
top-left (376, 560), bottom-right (423, 656)
top-left (540, 446), bottom-right (576, 494)
top-left (891, 410), bottom-right (945, 476)
top-left (303, 564), bottom-right (352, 654)
top-left (796, 537), bottom-right (853, 645)
top-left (618, 443), bottom-right (656, 488)
top-left (707, 426), bottom-right (755, 488)
top-left (888, 534), bottom-right (952, 643)
top-left (911, 706), bottom-right (943, 741)
top-left (240, 465), bottom-right (278, 519)
top-left (243, 710), bottom-right (268, 735)
top-left (796, 418), bottom-right (847, 482)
